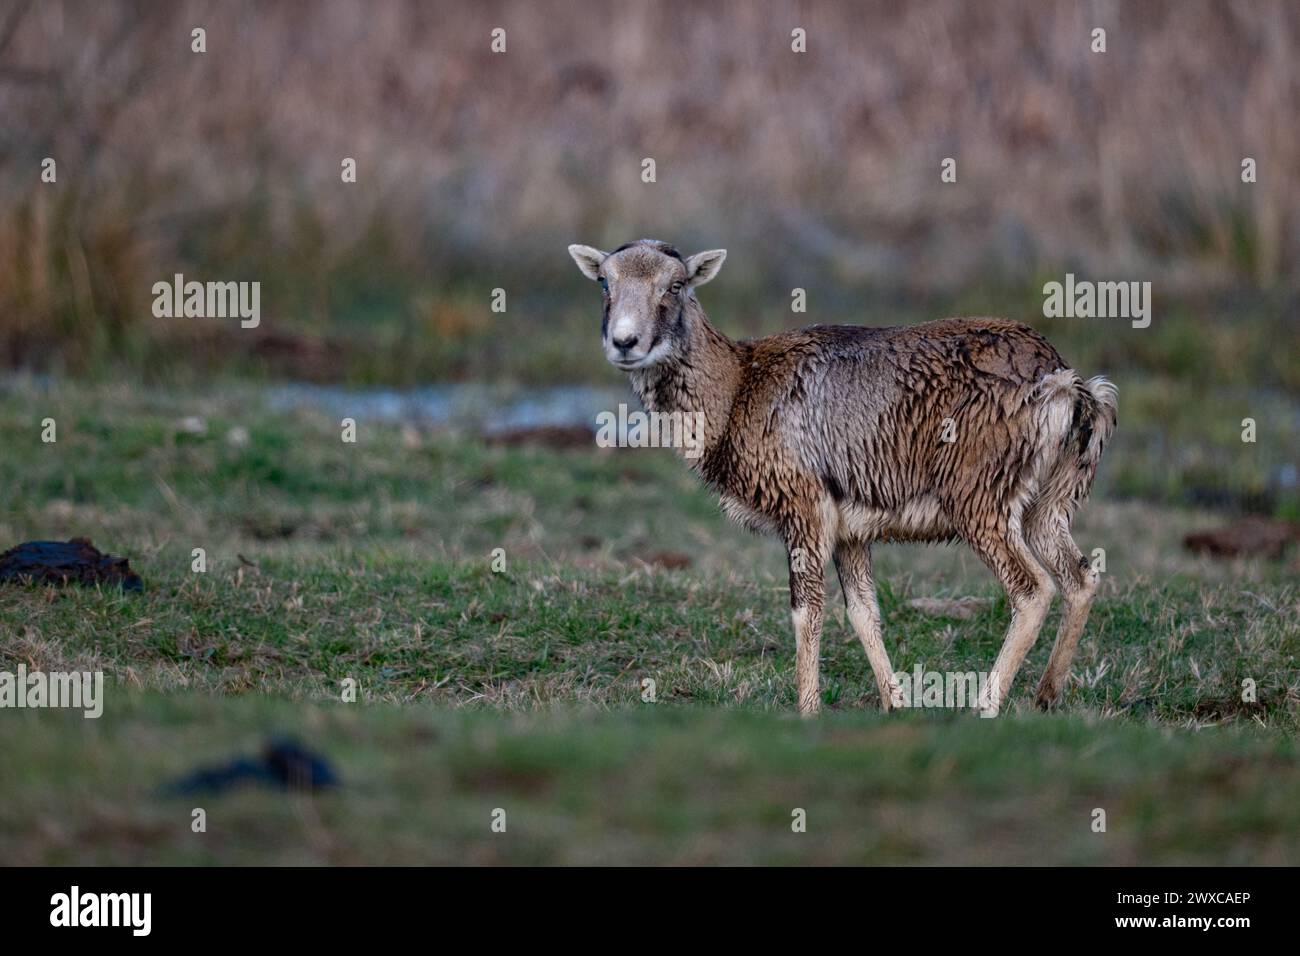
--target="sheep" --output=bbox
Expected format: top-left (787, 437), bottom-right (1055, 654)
top-left (568, 239), bottom-right (1116, 717)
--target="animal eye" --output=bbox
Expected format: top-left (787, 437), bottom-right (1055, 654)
top-left (669, 281), bottom-right (684, 294)
top-left (598, 276), bottom-right (608, 292)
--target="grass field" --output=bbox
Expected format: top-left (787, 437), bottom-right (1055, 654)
top-left (6, 698), bottom-right (1299, 865)
top-left (3, 0), bottom-right (1297, 870)
top-left (1, 377), bottom-right (1297, 864)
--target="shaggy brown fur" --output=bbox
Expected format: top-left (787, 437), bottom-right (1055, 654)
top-left (569, 239), bottom-right (1117, 716)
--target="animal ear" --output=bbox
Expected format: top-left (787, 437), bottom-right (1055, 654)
top-left (685, 249), bottom-right (726, 287)
top-left (568, 244), bottom-right (608, 281)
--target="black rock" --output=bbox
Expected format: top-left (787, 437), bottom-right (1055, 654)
top-left (261, 738), bottom-right (342, 791)
top-left (0, 537), bottom-right (143, 591)
top-left (160, 738), bottom-right (340, 796)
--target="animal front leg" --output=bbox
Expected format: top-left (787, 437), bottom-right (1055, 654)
top-left (788, 540), bottom-right (827, 717)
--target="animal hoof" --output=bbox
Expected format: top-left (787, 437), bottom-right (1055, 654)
top-left (798, 699), bottom-right (822, 718)
top-left (1034, 684), bottom-right (1059, 711)
top-left (977, 692), bottom-right (1000, 718)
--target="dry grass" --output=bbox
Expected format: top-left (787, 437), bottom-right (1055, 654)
top-left (1, 0), bottom-right (1297, 371)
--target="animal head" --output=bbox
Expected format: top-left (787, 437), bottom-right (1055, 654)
top-left (567, 239), bottom-right (726, 371)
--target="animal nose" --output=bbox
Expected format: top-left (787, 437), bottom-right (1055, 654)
top-left (612, 333), bottom-right (639, 351)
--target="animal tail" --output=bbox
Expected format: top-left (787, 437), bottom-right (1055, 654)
top-left (1030, 371), bottom-right (1118, 515)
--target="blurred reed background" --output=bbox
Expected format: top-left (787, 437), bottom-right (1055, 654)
top-left (0, 0), bottom-right (1296, 512)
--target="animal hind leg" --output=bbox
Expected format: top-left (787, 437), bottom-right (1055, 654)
top-left (962, 518), bottom-right (1056, 717)
top-left (1027, 511), bottom-right (1100, 709)
top-left (834, 540), bottom-right (903, 711)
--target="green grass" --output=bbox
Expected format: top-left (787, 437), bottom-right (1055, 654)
top-left (4, 696), bottom-right (1299, 865)
top-left (1, 548), bottom-right (1294, 725)
top-left (0, 378), bottom-right (1297, 864)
